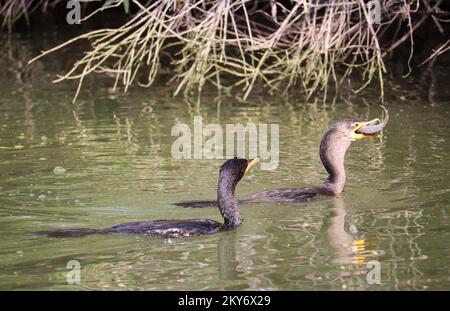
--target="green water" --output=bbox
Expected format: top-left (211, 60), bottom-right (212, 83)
top-left (1, 33), bottom-right (450, 290)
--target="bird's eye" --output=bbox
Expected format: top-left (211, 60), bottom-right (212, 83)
top-left (354, 123), bottom-right (359, 128)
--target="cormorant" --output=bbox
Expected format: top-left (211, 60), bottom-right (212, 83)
top-left (175, 107), bottom-right (389, 206)
top-left (34, 158), bottom-right (260, 238)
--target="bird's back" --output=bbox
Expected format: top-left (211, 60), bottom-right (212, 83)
top-left (110, 218), bottom-right (222, 237)
top-left (247, 188), bottom-right (319, 203)
top-left (34, 218), bottom-right (223, 238)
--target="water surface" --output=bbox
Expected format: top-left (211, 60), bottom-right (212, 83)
top-left (1, 33), bottom-right (450, 290)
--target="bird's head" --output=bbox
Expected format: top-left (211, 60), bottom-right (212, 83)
top-left (320, 117), bottom-right (386, 163)
top-left (324, 118), bottom-right (381, 143)
top-left (319, 109), bottom-right (388, 189)
top-left (323, 105), bottom-right (389, 147)
top-left (219, 157), bottom-right (260, 187)
top-left (327, 106), bottom-right (389, 143)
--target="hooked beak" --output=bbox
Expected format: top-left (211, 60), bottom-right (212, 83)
top-left (245, 158), bottom-right (260, 174)
top-left (353, 119), bottom-right (381, 140)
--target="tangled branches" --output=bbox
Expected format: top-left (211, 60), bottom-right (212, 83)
top-left (26, 0), bottom-right (449, 101)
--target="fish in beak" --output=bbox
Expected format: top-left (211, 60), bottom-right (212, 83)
top-left (353, 106), bottom-right (389, 140)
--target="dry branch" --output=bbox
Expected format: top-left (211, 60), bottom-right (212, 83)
top-left (12, 0), bottom-right (449, 101)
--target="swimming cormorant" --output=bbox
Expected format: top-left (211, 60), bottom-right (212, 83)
top-left (34, 158), bottom-right (260, 238)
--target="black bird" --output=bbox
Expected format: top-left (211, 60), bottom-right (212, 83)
top-left (34, 158), bottom-right (260, 238)
top-left (175, 108), bottom-right (389, 206)
top-left (245, 118), bottom-right (387, 202)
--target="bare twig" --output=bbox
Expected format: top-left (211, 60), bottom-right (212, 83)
top-left (17, 0), bottom-right (448, 101)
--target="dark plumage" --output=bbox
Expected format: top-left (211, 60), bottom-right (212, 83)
top-left (175, 116), bottom-right (388, 207)
top-left (34, 158), bottom-right (259, 238)
top-left (246, 119), bottom-right (360, 203)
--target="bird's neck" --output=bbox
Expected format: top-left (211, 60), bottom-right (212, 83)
top-left (324, 161), bottom-right (346, 195)
top-left (319, 137), bottom-right (350, 195)
top-left (217, 179), bottom-right (242, 228)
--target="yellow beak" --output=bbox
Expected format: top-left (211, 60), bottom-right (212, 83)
top-left (353, 118), bottom-right (381, 140)
top-left (245, 158), bottom-right (260, 174)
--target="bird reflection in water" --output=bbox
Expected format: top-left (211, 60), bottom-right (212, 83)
top-left (217, 233), bottom-right (239, 280)
top-left (325, 198), bottom-right (371, 266)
